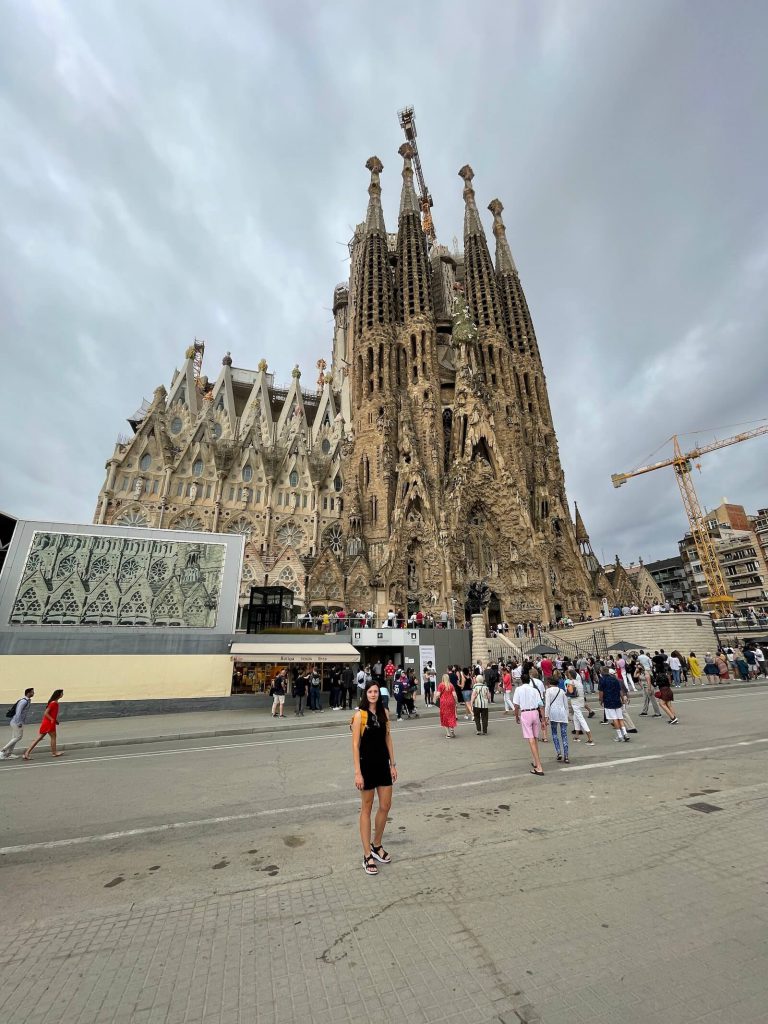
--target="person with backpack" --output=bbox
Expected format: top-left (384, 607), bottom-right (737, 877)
top-left (308, 667), bottom-right (323, 712)
top-left (1, 687), bottom-right (34, 760)
top-left (544, 676), bottom-right (570, 763)
top-left (24, 690), bottom-right (64, 760)
top-left (351, 680), bottom-right (397, 876)
top-left (392, 670), bottom-right (405, 721)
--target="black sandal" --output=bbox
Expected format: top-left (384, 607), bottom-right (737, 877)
top-left (530, 768), bottom-right (544, 776)
top-left (370, 844), bottom-right (391, 864)
top-left (362, 854), bottom-right (378, 875)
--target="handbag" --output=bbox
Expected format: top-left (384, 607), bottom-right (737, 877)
top-left (654, 690), bottom-right (662, 699)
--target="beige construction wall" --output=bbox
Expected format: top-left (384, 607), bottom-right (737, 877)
top-left (551, 612), bottom-right (718, 655)
top-left (0, 655), bottom-right (232, 704)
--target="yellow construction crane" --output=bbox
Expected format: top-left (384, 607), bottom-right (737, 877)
top-left (612, 421), bottom-right (768, 617)
top-left (397, 106), bottom-right (436, 243)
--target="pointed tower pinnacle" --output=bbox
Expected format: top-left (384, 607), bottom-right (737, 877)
top-left (398, 143), bottom-right (421, 216)
top-left (458, 165), bottom-right (485, 240)
top-left (396, 143), bottom-right (432, 321)
top-left (488, 199), bottom-right (517, 275)
top-left (574, 502), bottom-right (589, 544)
top-left (354, 156), bottom-right (394, 338)
top-left (364, 155), bottom-right (386, 233)
top-left (457, 165), bottom-right (503, 331)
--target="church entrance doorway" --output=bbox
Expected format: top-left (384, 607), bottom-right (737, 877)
top-left (488, 592), bottom-right (501, 631)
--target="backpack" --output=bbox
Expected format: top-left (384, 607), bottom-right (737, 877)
top-left (5, 701), bottom-right (20, 719)
top-left (349, 710), bottom-right (368, 732)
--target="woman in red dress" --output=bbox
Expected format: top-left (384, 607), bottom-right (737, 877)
top-left (24, 690), bottom-right (64, 760)
top-left (435, 673), bottom-right (458, 739)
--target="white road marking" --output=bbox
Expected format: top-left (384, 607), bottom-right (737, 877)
top-left (1, 736), bottom-right (766, 857)
top-left (0, 688), bottom-right (764, 772)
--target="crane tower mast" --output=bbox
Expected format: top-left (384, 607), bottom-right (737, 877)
top-left (612, 421), bottom-right (768, 617)
top-left (397, 106), bottom-right (436, 243)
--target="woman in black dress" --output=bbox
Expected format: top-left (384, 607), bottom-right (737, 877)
top-left (352, 680), bottom-right (398, 875)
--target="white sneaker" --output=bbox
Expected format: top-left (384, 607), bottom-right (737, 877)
top-left (0, 753), bottom-right (7, 760)
top-left (613, 735), bottom-right (624, 742)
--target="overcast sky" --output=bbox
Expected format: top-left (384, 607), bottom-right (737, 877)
top-left (2, 0), bottom-right (767, 563)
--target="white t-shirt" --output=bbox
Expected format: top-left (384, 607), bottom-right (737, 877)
top-left (637, 654), bottom-right (652, 672)
top-left (512, 665), bottom-right (523, 682)
top-left (755, 648), bottom-right (765, 664)
top-left (566, 678), bottom-right (586, 709)
top-left (513, 683), bottom-right (543, 712)
top-left (668, 656), bottom-right (681, 671)
top-left (544, 685), bottom-right (569, 724)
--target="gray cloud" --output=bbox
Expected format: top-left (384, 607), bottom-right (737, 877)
top-left (2, 0), bottom-right (767, 562)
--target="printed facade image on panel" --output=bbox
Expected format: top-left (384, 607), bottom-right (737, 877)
top-left (10, 532), bottom-right (226, 628)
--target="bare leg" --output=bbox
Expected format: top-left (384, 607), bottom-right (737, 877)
top-left (659, 700), bottom-right (675, 721)
top-left (372, 787), bottom-right (392, 847)
top-left (527, 736), bottom-right (542, 771)
top-left (50, 732), bottom-right (62, 757)
top-left (23, 735), bottom-right (44, 760)
top-left (359, 790), bottom-right (374, 856)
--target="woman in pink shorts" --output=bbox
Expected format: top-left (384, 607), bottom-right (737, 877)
top-left (513, 675), bottom-right (545, 776)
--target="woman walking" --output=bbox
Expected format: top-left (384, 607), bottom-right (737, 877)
top-left (688, 652), bottom-right (703, 684)
top-left (23, 690), bottom-right (64, 760)
top-left (460, 667), bottom-right (473, 721)
top-left (656, 676), bottom-right (679, 724)
top-left (469, 672), bottom-right (491, 735)
top-left (351, 681), bottom-right (397, 875)
top-left (436, 672), bottom-right (458, 738)
top-left (544, 677), bottom-right (570, 762)
top-left (565, 668), bottom-right (594, 745)
top-left (704, 652), bottom-right (719, 683)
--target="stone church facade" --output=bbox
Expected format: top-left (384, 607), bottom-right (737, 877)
top-left (95, 145), bottom-right (624, 627)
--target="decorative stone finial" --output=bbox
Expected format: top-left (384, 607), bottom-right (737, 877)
top-left (185, 344), bottom-right (196, 359)
top-left (398, 142), bottom-right (414, 161)
top-left (366, 155), bottom-right (383, 175)
top-left (458, 164), bottom-right (475, 184)
top-left (324, 371), bottom-right (333, 384)
top-left (257, 358), bottom-right (268, 372)
top-left (488, 198), bottom-right (503, 217)
top-left (222, 351), bottom-right (232, 366)
top-left (291, 364), bottom-right (301, 379)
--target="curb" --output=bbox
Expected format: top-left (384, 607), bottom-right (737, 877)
top-left (54, 682), bottom-right (768, 752)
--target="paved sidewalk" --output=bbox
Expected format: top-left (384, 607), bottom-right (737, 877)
top-left (19, 678), bottom-right (767, 752)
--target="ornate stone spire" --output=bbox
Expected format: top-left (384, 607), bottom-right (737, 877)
top-left (398, 143), bottom-right (421, 216)
top-left (458, 165), bottom-right (503, 331)
top-left (396, 143), bottom-right (432, 320)
top-left (355, 156), bottom-right (395, 337)
top-left (574, 502), bottom-right (589, 544)
top-left (488, 196), bottom-right (538, 356)
top-left (364, 155), bottom-right (386, 233)
top-left (488, 199), bottom-right (517, 275)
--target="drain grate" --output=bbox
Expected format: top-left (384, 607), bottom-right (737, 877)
top-left (687, 802), bottom-right (723, 813)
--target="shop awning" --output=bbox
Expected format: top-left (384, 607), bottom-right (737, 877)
top-left (230, 641), bottom-right (361, 664)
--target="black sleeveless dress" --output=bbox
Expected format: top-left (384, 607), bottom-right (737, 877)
top-left (359, 711), bottom-right (392, 791)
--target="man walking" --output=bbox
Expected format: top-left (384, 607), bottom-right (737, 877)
top-left (598, 667), bottom-right (629, 742)
top-left (1, 688), bottom-right (34, 759)
top-left (513, 673), bottom-right (545, 775)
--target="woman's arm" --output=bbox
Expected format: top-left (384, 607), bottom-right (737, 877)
top-left (351, 713), bottom-right (364, 789)
top-left (384, 715), bottom-right (398, 783)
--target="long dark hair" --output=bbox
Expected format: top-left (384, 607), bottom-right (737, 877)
top-left (359, 681), bottom-right (386, 726)
top-left (48, 689), bottom-right (63, 703)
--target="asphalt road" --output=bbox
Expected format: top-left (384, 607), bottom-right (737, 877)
top-left (1, 688), bottom-right (767, 1024)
